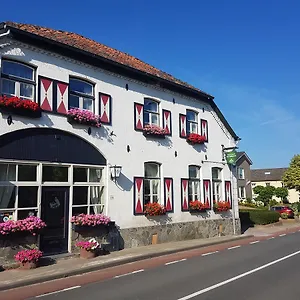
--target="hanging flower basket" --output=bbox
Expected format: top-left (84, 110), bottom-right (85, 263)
top-left (213, 201), bottom-right (231, 212)
top-left (189, 200), bottom-right (210, 212)
top-left (144, 202), bottom-right (166, 216)
top-left (67, 108), bottom-right (101, 128)
top-left (76, 238), bottom-right (100, 259)
top-left (15, 249), bottom-right (43, 269)
top-left (186, 133), bottom-right (206, 145)
top-left (0, 96), bottom-right (42, 118)
top-left (143, 124), bottom-right (167, 138)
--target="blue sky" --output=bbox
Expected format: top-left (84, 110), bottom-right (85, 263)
top-left (1, 0), bottom-right (299, 168)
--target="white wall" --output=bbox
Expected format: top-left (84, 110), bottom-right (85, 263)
top-left (0, 39), bottom-right (238, 229)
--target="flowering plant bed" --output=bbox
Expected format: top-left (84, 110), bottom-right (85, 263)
top-left (143, 124), bottom-right (167, 138)
top-left (71, 214), bottom-right (111, 227)
top-left (0, 216), bottom-right (46, 235)
top-left (189, 200), bottom-right (210, 212)
top-left (144, 202), bottom-right (166, 216)
top-left (214, 201), bottom-right (231, 212)
top-left (0, 96), bottom-right (42, 118)
top-left (15, 249), bottom-right (43, 269)
top-left (186, 133), bottom-right (206, 145)
top-left (76, 238), bottom-right (100, 259)
top-left (67, 108), bottom-right (101, 127)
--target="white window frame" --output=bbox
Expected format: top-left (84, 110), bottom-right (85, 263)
top-left (143, 98), bottom-right (160, 126)
top-left (69, 78), bottom-right (95, 112)
top-left (144, 162), bottom-right (161, 204)
top-left (1, 60), bottom-right (35, 101)
top-left (188, 165), bottom-right (201, 201)
top-left (212, 167), bottom-right (222, 202)
top-left (186, 110), bottom-right (198, 135)
top-left (239, 186), bottom-right (246, 199)
top-left (238, 167), bottom-right (245, 179)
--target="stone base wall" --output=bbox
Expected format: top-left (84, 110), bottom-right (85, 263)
top-left (120, 218), bottom-right (241, 248)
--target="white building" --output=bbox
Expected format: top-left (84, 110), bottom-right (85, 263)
top-left (0, 22), bottom-right (240, 257)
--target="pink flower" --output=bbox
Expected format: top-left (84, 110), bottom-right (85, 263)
top-left (70, 214), bottom-right (111, 226)
top-left (67, 108), bottom-right (101, 127)
top-left (0, 217), bottom-right (46, 235)
top-left (15, 249), bottom-right (43, 263)
top-left (143, 124), bottom-right (167, 136)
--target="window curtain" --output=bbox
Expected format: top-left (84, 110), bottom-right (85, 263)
top-left (0, 165), bottom-right (16, 210)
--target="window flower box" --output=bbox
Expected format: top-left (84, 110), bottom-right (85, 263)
top-left (0, 216), bottom-right (46, 236)
top-left (186, 133), bottom-right (206, 145)
top-left (15, 249), bottom-right (43, 269)
top-left (0, 96), bottom-right (42, 118)
top-left (71, 214), bottom-right (111, 231)
top-left (189, 200), bottom-right (210, 212)
top-left (144, 202), bottom-right (166, 216)
top-left (213, 201), bottom-right (231, 212)
top-left (143, 124), bottom-right (167, 138)
top-left (67, 108), bottom-right (101, 128)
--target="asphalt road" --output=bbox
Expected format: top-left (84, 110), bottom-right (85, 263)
top-left (29, 231), bottom-right (300, 300)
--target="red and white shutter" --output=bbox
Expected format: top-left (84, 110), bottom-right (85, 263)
top-left (179, 114), bottom-right (187, 138)
top-left (99, 93), bottom-right (112, 124)
top-left (164, 178), bottom-right (173, 212)
top-left (56, 81), bottom-right (68, 114)
top-left (134, 177), bottom-right (144, 215)
top-left (203, 180), bottom-right (211, 208)
top-left (162, 110), bottom-right (172, 136)
top-left (39, 76), bottom-right (53, 112)
top-left (134, 102), bottom-right (144, 131)
top-left (225, 181), bottom-right (232, 208)
top-left (181, 178), bottom-right (189, 211)
top-left (201, 119), bottom-right (208, 142)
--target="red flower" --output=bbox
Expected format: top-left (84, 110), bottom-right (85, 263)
top-left (0, 95), bottom-right (41, 112)
top-left (214, 201), bottom-right (231, 211)
top-left (189, 200), bottom-right (210, 211)
top-left (144, 202), bottom-right (166, 216)
top-left (187, 133), bottom-right (206, 144)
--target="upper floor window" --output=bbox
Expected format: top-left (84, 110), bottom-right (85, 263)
top-left (212, 167), bottom-right (222, 202)
top-left (69, 78), bottom-right (94, 112)
top-left (1, 60), bottom-right (35, 101)
top-left (144, 99), bottom-right (159, 126)
top-left (144, 162), bottom-right (160, 204)
top-left (238, 168), bottom-right (245, 179)
top-left (188, 165), bottom-right (200, 201)
top-left (186, 110), bottom-right (198, 134)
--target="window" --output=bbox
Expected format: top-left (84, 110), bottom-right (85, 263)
top-left (238, 168), bottom-right (245, 179)
top-left (188, 165), bottom-right (200, 201)
top-left (144, 99), bottom-right (159, 126)
top-left (72, 167), bottom-right (105, 215)
top-left (266, 183), bottom-right (270, 186)
top-left (1, 60), bottom-right (35, 101)
top-left (144, 163), bottom-right (160, 204)
top-left (186, 110), bottom-right (198, 134)
top-left (212, 167), bottom-right (222, 202)
top-left (69, 78), bottom-right (94, 112)
top-left (238, 186), bottom-right (245, 199)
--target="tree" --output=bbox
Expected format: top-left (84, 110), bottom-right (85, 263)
top-left (253, 185), bottom-right (276, 206)
top-left (282, 155), bottom-right (300, 191)
top-left (275, 187), bottom-right (289, 201)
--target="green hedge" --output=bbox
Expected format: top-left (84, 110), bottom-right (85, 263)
top-left (239, 209), bottom-right (280, 225)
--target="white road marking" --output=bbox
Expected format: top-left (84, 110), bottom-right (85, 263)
top-left (177, 250), bottom-right (300, 300)
top-left (279, 234), bottom-right (286, 237)
top-left (165, 259), bottom-right (187, 265)
top-left (114, 269), bottom-right (144, 278)
top-left (250, 240), bottom-right (259, 244)
top-left (268, 237), bottom-right (275, 240)
top-left (227, 245), bottom-right (241, 250)
top-left (202, 251), bottom-right (219, 256)
top-left (36, 286), bottom-right (81, 298)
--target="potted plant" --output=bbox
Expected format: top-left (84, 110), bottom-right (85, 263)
top-left (67, 108), bottom-right (101, 127)
top-left (71, 214), bottom-right (111, 231)
top-left (144, 202), bottom-right (166, 216)
top-left (0, 95), bottom-right (42, 118)
top-left (143, 124), bottom-right (167, 138)
top-left (76, 238), bottom-right (100, 259)
top-left (15, 249), bottom-right (43, 269)
top-left (214, 201), bottom-right (231, 212)
top-left (189, 200), bottom-right (210, 212)
top-left (186, 133), bottom-right (206, 145)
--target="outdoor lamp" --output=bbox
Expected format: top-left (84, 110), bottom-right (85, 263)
top-left (110, 165), bottom-right (122, 181)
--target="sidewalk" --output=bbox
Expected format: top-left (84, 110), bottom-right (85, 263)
top-left (0, 235), bottom-right (250, 291)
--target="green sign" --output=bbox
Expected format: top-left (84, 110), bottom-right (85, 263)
top-left (226, 150), bottom-right (237, 165)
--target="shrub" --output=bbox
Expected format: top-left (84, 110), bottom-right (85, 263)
top-left (239, 209), bottom-right (280, 225)
top-left (280, 212), bottom-right (288, 219)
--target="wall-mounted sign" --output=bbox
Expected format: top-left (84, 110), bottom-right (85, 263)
top-left (226, 150), bottom-right (237, 165)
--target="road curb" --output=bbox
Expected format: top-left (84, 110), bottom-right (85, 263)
top-left (0, 235), bottom-right (253, 292)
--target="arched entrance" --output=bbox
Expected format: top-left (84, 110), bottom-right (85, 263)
top-left (0, 128), bottom-right (107, 255)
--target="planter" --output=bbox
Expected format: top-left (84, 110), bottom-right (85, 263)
top-left (80, 248), bottom-right (96, 259)
top-left (72, 221), bottom-right (115, 232)
top-left (0, 107), bottom-right (42, 118)
top-left (67, 116), bottom-right (99, 128)
top-left (189, 208), bottom-right (209, 213)
top-left (19, 261), bottom-right (37, 270)
top-left (143, 132), bottom-right (165, 139)
top-left (213, 208), bottom-right (230, 213)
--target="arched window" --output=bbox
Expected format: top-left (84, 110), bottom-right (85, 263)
top-left (212, 167), bottom-right (222, 202)
top-left (188, 165), bottom-right (200, 201)
top-left (144, 162), bottom-right (160, 204)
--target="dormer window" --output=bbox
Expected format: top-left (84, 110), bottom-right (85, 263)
top-left (144, 99), bottom-right (159, 126)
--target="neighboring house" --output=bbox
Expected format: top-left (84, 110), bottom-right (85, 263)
top-left (235, 152), bottom-right (253, 200)
top-left (0, 21), bottom-right (240, 261)
top-left (251, 168), bottom-right (299, 203)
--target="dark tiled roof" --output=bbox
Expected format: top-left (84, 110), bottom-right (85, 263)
top-left (236, 151), bottom-right (253, 165)
top-left (251, 168), bottom-right (288, 182)
top-left (4, 21), bottom-right (212, 98)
